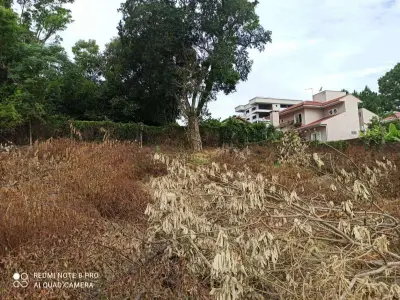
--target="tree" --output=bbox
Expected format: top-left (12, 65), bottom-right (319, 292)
top-left (353, 86), bottom-right (383, 115)
top-left (14, 0), bottom-right (74, 44)
top-left (116, 2), bottom-right (184, 126)
top-left (4, 43), bottom-right (70, 143)
top-left (119, 0), bottom-right (271, 150)
top-left (72, 39), bottom-right (103, 82)
top-left (378, 63), bottom-right (400, 113)
top-left (0, 0), bottom-right (12, 8)
top-left (0, 6), bottom-right (26, 127)
top-left (55, 57), bottom-right (108, 120)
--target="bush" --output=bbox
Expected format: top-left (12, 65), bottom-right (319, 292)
top-left (3, 118), bottom-right (283, 147)
top-left (361, 123), bottom-right (387, 146)
top-left (219, 117), bottom-right (278, 147)
top-left (361, 121), bottom-right (400, 145)
top-left (386, 123), bottom-right (400, 142)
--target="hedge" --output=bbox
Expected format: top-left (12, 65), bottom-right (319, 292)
top-left (0, 117), bottom-right (280, 147)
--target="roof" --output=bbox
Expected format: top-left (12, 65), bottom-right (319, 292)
top-left (235, 97), bottom-right (304, 111)
top-left (297, 114), bottom-right (340, 130)
top-left (383, 112), bottom-right (400, 122)
top-left (279, 95), bottom-right (348, 116)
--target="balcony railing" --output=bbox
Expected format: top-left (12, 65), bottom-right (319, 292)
top-left (279, 120), bottom-right (294, 127)
top-left (252, 117), bottom-right (271, 123)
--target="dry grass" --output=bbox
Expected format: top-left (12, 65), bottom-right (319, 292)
top-left (0, 138), bottom-right (165, 299)
top-left (0, 136), bottom-right (399, 299)
top-left (140, 134), bottom-right (400, 300)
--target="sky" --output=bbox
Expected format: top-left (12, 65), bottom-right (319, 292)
top-left (60, 0), bottom-right (400, 120)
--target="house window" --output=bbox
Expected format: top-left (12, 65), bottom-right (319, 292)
top-left (351, 131), bottom-right (357, 135)
top-left (252, 115), bottom-right (257, 120)
top-left (329, 108), bottom-right (338, 115)
top-left (259, 104), bottom-right (272, 110)
top-left (311, 132), bottom-right (321, 141)
top-left (247, 118), bottom-right (250, 121)
top-left (246, 110), bottom-right (249, 114)
top-left (252, 107), bottom-right (256, 111)
top-left (294, 114), bottom-right (302, 124)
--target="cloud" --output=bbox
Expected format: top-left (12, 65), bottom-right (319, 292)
top-left (60, 0), bottom-right (400, 120)
top-left (61, 1), bottom-right (122, 57)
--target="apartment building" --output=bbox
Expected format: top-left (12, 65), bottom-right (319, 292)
top-left (279, 90), bottom-right (377, 142)
top-left (235, 97), bottom-right (302, 126)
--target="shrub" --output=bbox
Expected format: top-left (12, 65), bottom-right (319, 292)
top-left (362, 121), bottom-right (400, 145)
top-left (360, 123), bottom-right (387, 146)
top-left (386, 123), bottom-right (400, 142)
top-left (219, 117), bottom-right (278, 147)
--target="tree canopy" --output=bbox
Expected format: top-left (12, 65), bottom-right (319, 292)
top-left (1, 0), bottom-right (399, 147)
top-left (118, 0), bottom-right (271, 149)
top-left (353, 86), bottom-right (383, 115)
top-left (378, 63), bottom-right (400, 113)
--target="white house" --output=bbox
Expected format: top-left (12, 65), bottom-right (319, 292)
top-left (279, 91), bottom-right (377, 142)
top-left (235, 97), bottom-right (302, 126)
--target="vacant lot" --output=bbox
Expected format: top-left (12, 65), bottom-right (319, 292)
top-left (0, 138), bottom-right (399, 299)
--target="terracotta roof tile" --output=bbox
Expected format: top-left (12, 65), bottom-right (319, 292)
top-left (383, 112), bottom-right (400, 122)
top-left (280, 95), bottom-right (348, 116)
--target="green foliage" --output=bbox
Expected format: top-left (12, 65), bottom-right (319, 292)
top-left (0, 1), bottom-right (90, 131)
top-left (72, 39), bottom-right (103, 81)
top-left (201, 118), bottom-right (222, 127)
top-left (368, 116), bottom-right (382, 129)
top-left (353, 86), bottom-right (383, 115)
top-left (361, 122), bottom-right (387, 146)
top-left (112, 2), bottom-right (184, 125)
top-left (219, 118), bottom-right (278, 147)
top-left (15, 0), bottom-right (75, 44)
top-left (0, 6), bottom-right (25, 86)
top-left (362, 116), bottom-right (400, 146)
top-left (309, 139), bottom-right (350, 151)
top-left (118, 0), bottom-right (271, 148)
top-left (0, 102), bottom-right (22, 127)
top-left (386, 123), bottom-right (400, 142)
top-left (378, 63), bottom-right (400, 112)
top-left (326, 140), bottom-right (349, 151)
top-left (0, 0), bottom-right (13, 8)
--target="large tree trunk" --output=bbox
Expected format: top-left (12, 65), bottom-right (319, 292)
top-left (187, 114), bottom-right (202, 151)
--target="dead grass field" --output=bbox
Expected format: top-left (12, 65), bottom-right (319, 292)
top-left (0, 138), bottom-right (399, 299)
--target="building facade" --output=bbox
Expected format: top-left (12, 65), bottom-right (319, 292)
top-left (235, 97), bottom-right (302, 126)
top-left (279, 91), bottom-right (377, 142)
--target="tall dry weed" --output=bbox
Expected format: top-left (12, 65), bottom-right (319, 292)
top-left (0, 138), bottom-right (165, 299)
top-left (141, 137), bottom-right (400, 299)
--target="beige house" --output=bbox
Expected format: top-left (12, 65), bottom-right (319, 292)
top-left (279, 91), bottom-right (377, 142)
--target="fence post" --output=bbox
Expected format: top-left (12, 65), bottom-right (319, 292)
top-left (140, 123), bottom-right (144, 148)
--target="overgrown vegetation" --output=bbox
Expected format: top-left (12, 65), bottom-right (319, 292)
top-left (144, 137), bottom-right (400, 299)
top-left (361, 118), bottom-right (400, 146)
top-left (1, 118), bottom-right (282, 148)
top-left (1, 135), bottom-right (399, 299)
top-left (2, 0), bottom-right (398, 149)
